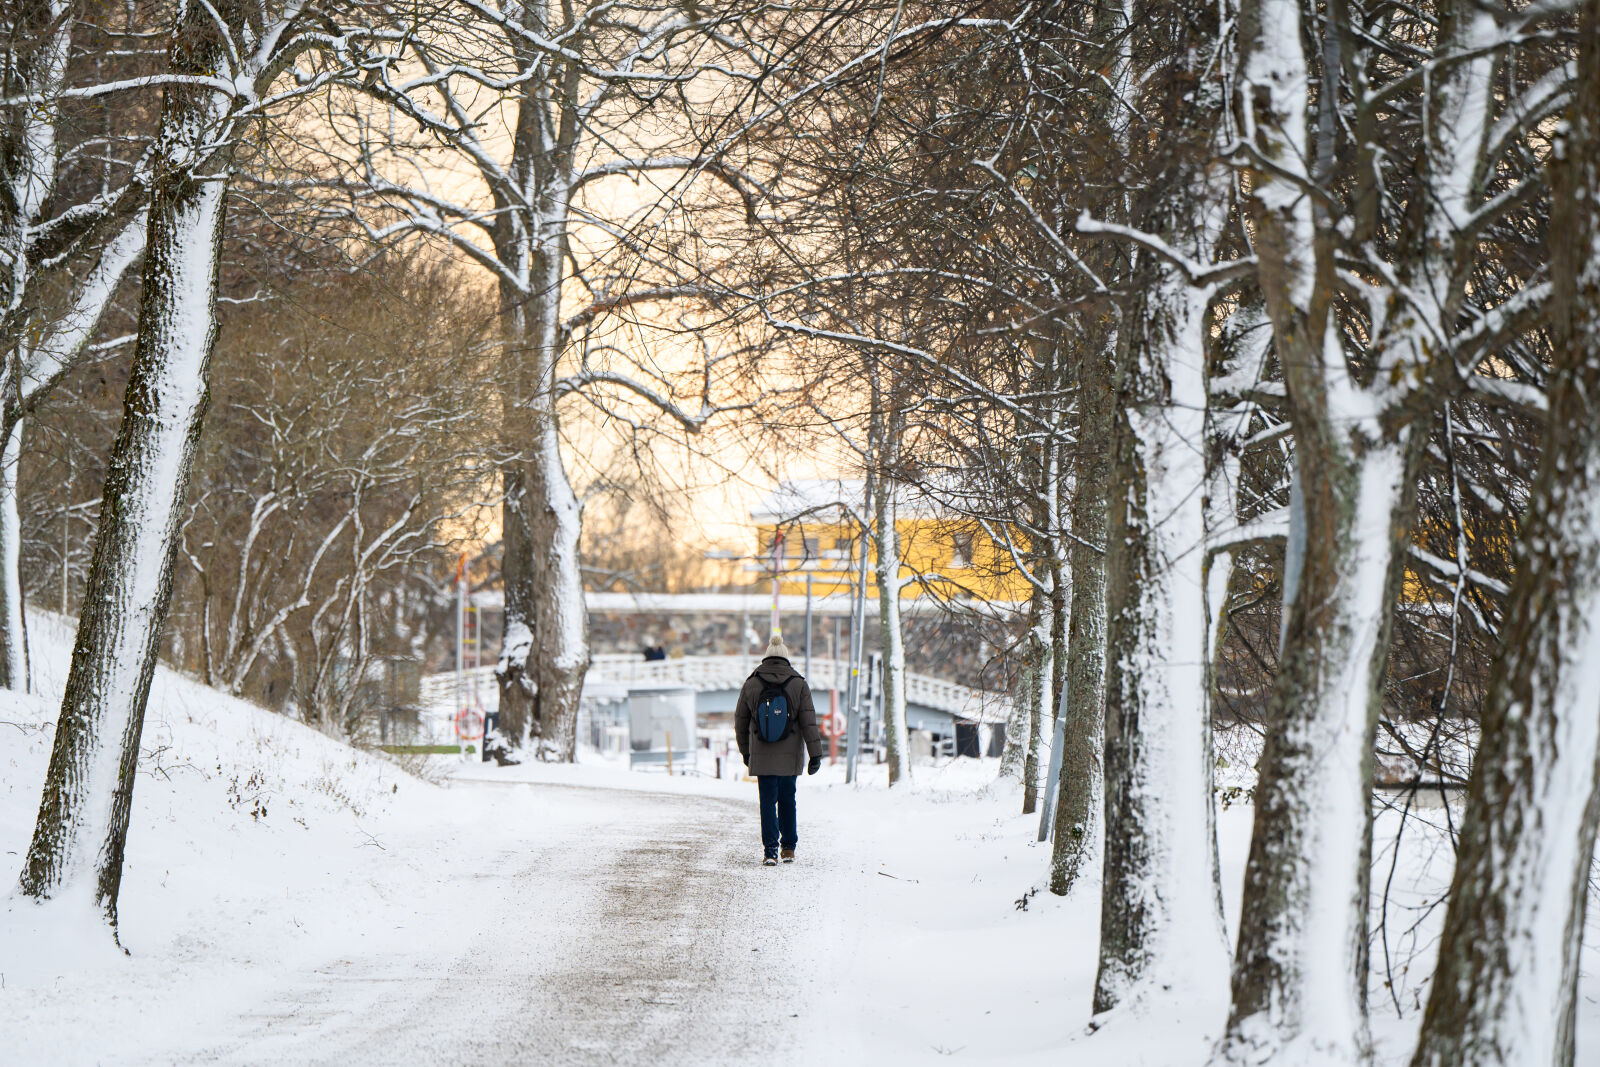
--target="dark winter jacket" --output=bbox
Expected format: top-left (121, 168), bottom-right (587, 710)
top-left (734, 657), bottom-right (824, 776)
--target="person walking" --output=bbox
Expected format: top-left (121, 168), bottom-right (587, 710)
top-left (735, 632), bottom-right (824, 865)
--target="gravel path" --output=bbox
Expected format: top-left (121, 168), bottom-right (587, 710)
top-left (159, 782), bottom-right (832, 1067)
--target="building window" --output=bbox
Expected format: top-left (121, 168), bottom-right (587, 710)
top-left (950, 530), bottom-right (974, 569)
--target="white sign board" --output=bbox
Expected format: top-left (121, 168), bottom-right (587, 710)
top-left (628, 686), bottom-right (697, 753)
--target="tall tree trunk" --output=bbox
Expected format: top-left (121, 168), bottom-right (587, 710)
top-left (1093, 260), bottom-right (1229, 1015)
top-left (524, 380), bottom-right (587, 760)
top-left (0, 0), bottom-right (71, 692)
top-left (1046, 0), bottom-right (1128, 892)
top-left (1023, 420), bottom-right (1059, 817)
top-left (1409, 9), bottom-right (1600, 1063)
top-left (1216, 0), bottom-right (1490, 1057)
top-left (1021, 586), bottom-right (1049, 814)
top-left (0, 211), bottom-right (148, 689)
top-left (1024, 588), bottom-right (1049, 806)
top-left (497, 302), bottom-right (537, 746)
top-left (16, 7), bottom-right (230, 930)
top-left (1214, 263), bottom-right (1419, 1067)
top-left (0, 403), bottom-right (27, 690)
top-left (492, 33), bottom-right (588, 760)
top-left (998, 688), bottom-right (1029, 779)
top-left (1036, 427), bottom-right (1070, 831)
top-left (496, 239), bottom-right (587, 761)
top-left (1050, 327), bottom-right (1113, 895)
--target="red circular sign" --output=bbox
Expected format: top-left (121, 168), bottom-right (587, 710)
top-left (819, 712), bottom-right (845, 740)
top-left (454, 707), bottom-right (485, 740)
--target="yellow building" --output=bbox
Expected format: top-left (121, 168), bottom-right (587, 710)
top-left (749, 479), bottom-right (1030, 605)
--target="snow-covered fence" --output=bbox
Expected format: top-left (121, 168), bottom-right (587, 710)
top-left (420, 654), bottom-right (1004, 721)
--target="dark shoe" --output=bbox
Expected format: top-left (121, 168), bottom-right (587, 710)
top-left (763, 855), bottom-right (778, 866)
top-left (780, 848), bottom-right (795, 863)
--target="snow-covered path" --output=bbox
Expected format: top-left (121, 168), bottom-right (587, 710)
top-left (6, 613), bottom-right (1599, 1067)
top-left (146, 781), bottom-right (831, 1067)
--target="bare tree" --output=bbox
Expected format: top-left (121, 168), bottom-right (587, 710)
top-left (0, 1), bottom-right (157, 688)
top-left (172, 253), bottom-right (497, 726)
top-left (17, 0), bottom-right (390, 935)
top-left (1213, 0), bottom-right (1562, 1057)
top-left (312, 0), bottom-right (775, 759)
top-left (1408, 3), bottom-right (1600, 1061)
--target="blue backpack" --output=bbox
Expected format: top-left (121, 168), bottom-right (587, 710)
top-left (754, 680), bottom-right (793, 743)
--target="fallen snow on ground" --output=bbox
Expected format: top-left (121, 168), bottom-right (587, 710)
top-left (2, 612), bottom-right (1598, 1065)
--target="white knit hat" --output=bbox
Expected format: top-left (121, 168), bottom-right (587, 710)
top-left (766, 632), bottom-right (791, 660)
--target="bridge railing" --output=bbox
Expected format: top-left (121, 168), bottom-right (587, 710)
top-left (420, 654), bottom-right (1004, 720)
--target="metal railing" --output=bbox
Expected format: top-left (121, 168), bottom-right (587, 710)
top-left (420, 653), bottom-right (1003, 720)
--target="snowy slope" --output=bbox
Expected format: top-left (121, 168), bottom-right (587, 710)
top-left (0, 612), bottom-right (446, 1059)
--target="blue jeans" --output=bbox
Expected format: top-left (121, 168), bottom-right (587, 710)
top-left (757, 774), bottom-right (798, 857)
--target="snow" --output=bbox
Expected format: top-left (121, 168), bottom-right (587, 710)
top-left (1097, 266), bottom-right (1230, 1014)
top-left (20, 212), bottom-right (148, 401)
top-left (1241, 0), bottom-right (1315, 308)
top-left (1427, 9), bottom-right (1498, 238)
top-left (0, 424), bottom-right (25, 690)
top-left (540, 417), bottom-right (588, 678)
top-left (3, 611), bottom-right (1599, 1064)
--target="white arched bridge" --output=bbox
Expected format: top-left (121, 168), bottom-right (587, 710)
top-left (422, 653), bottom-right (1005, 733)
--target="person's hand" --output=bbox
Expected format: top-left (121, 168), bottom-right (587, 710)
top-left (808, 756), bottom-right (822, 775)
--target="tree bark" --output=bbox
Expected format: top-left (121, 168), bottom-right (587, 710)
top-left (1021, 585), bottom-right (1049, 814)
top-left (497, 323), bottom-right (537, 747)
top-left (496, 237), bottom-right (588, 761)
top-left (1050, 327), bottom-right (1113, 896)
top-left (1215, 0), bottom-right (1490, 1057)
top-left (0, 402), bottom-right (27, 690)
top-left (17, 1), bottom-right (231, 930)
top-left (0, 0), bottom-right (70, 692)
top-left (1409, 8), bottom-right (1600, 1063)
top-left (998, 688), bottom-right (1029, 779)
top-left (0, 210), bottom-right (147, 688)
top-left (1093, 258), bottom-right (1230, 1015)
top-left (1214, 254), bottom-right (1420, 1067)
top-left (490, 14), bottom-right (589, 761)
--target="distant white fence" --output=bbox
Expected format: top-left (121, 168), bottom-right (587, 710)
top-left (420, 653), bottom-right (1004, 721)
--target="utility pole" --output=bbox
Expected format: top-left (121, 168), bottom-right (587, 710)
top-left (455, 554), bottom-right (467, 756)
top-left (1037, 685), bottom-right (1069, 841)
top-left (845, 515), bottom-right (869, 783)
top-left (770, 529), bottom-right (784, 641)
top-left (469, 601), bottom-right (481, 708)
top-left (804, 572), bottom-right (813, 678)
top-left (876, 652), bottom-right (889, 758)
top-left (830, 615), bottom-right (841, 764)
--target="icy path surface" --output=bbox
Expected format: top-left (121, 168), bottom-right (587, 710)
top-left (3, 613), bottom-right (1597, 1067)
top-left (158, 780), bottom-right (829, 1067)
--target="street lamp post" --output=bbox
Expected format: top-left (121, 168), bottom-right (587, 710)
top-left (804, 572), bottom-right (813, 678)
top-left (770, 530), bottom-right (783, 641)
top-left (844, 524), bottom-right (869, 784)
